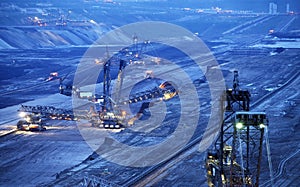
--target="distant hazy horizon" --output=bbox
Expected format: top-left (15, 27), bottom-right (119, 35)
top-left (178, 0), bottom-right (299, 12)
top-left (117, 0), bottom-right (300, 13)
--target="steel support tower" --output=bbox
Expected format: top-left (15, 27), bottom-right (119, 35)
top-left (206, 71), bottom-right (268, 187)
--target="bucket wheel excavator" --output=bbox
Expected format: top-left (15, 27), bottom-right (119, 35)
top-left (16, 41), bottom-right (178, 130)
top-left (88, 51), bottom-right (178, 129)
